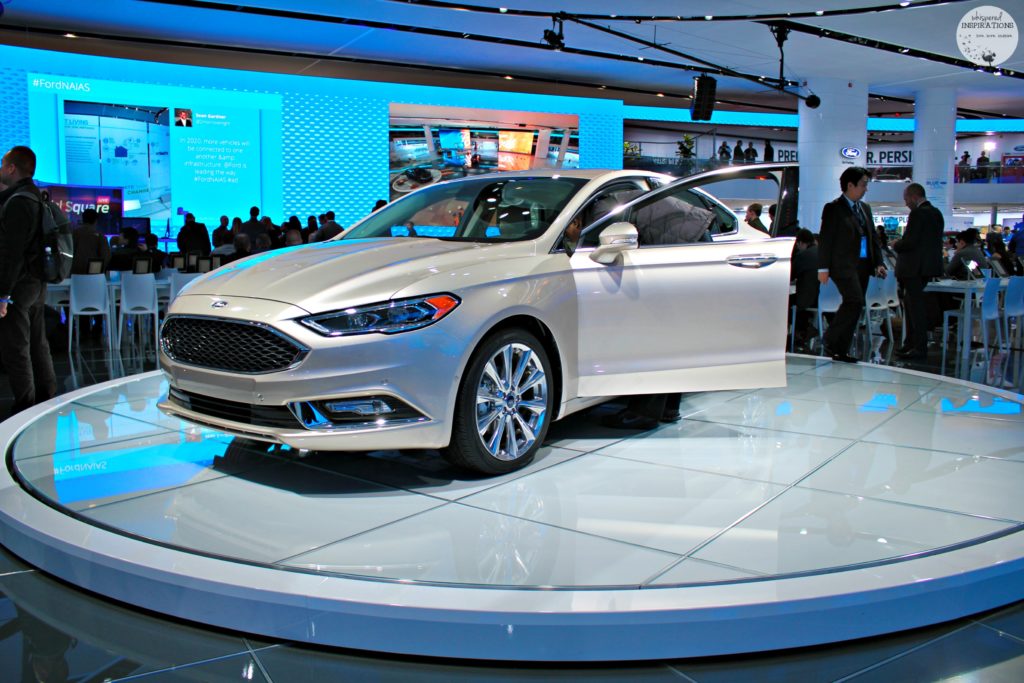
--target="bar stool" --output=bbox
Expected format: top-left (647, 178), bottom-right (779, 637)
top-left (119, 272), bottom-right (159, 353)
top-left (68, 274), bottom-right (113, 353)
top-left (1003, 276), bottom-right (1024, 350)
top-left (812, 279), bottom-right (842, 356)
top-left (979, 277), bottom-right (1008, 385)
top-left (863, 274), bottom-right (895, 359)
top-left (1001, 277), bottom-right (1024, 389)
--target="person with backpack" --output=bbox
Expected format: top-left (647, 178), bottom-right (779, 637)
top-left (0, 145), bottom-right (57, 417)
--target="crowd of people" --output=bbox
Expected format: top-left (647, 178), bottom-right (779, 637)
top-left (789, 165), bottom-right (1024, 360)
top-left (957, 149), bottom-right (998, 183)
top-left (68, 203), bottom-right (388, 276)
top-left (716, 139), bottom-right (775, 164)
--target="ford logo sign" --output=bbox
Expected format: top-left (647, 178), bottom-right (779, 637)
top-left (1014, 144), bottom-right (1024, 152)
top-left (211, 300), bottom-right (228, 309)
top-left (841, 147), bottom-right (862, 159)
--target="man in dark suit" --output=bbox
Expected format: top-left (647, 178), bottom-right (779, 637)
top-left (817, 166), bottom-right (887, 363)
top-left (70, 208), bottom-right (111, 274)
top-left (176, 212), bottom-right (211, 257)
top-left (791, 228), bottom-right (820, 352)
top-left (891, 183), bottom-right (944, 359)
top-left (238, 205), bottom-right (267, 243)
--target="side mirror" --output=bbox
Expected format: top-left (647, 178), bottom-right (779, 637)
top-left (590, 222), bottom-right (639, 264)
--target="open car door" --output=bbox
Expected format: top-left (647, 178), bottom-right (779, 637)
top-left (666, 163), bottom-right (800, 239)
top-left (570, 176), bottom-right (795, 397)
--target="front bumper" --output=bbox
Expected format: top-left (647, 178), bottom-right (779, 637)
top-left (159, 294), bottom-right (466, 451)
top-left (157, 391), bottom-right (451, 451)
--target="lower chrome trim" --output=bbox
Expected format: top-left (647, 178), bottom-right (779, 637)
top-left (157, 399), bottom-right (284, 444)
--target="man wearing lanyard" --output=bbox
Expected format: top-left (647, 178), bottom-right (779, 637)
top-left (817, 166), bottom-right (887, 363)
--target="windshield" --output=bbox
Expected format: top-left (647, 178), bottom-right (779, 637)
top-left (342, 176), bottom-right (587, 243)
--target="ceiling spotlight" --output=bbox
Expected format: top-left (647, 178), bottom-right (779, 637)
top-left (899, 1), bottom-right (911, 5)
top-left (543, 17), bottom-right (565, 50)
top-left (503, 75), bottom-right (514, 80)
top-left (805, 94), bottom-right (822, 109)
top-left (64, 33), bottom-right (78, 38)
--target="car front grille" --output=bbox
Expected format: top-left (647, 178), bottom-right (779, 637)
top-left (168, 387), bottom-right (301, 429)
top-left (161, 316), bottom-right (307, 374)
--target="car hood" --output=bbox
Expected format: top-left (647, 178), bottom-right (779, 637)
top-left (183, 238), bottom-right (533, 313)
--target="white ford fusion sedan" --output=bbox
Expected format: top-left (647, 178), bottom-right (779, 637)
top-left (159, 167), bottom-right (795, 474)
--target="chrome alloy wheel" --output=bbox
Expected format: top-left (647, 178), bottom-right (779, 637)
top-left (475, 342), bottom-right (548, 462)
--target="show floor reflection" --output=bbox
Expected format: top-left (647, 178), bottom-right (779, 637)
top-left (8, 357), bottom-right (1024, 589)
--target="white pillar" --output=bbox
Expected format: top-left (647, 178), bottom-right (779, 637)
top-left (912, 88), bottom-right (957, 221)
top-left (533, 129), bottom-right (552, 169)
top-left (556, 128), bottom-right (572, 167)
top-left (798, 78), bottom-right (869, 231)
top-left (422, 125), bottom-right (438, 159)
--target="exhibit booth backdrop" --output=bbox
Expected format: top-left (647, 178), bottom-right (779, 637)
top-left (0, 44), bottom-right (623, 230)
top-left (7, 45), bottom-right (1024, 236)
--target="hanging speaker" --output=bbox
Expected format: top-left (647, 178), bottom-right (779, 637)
top-left (690, 75), bottom-right (717, 121)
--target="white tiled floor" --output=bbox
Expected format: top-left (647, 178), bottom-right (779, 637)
top-left (687, 393), bottom-right (899, 440)
top-left (8, 359), bottom-right (1024, 590)
top-left (594, 420), bottom-right (852, 485)
top-left (690, 486), bottom-right (1012, 576)
top-left (461, 455), bottom-right (785, 556)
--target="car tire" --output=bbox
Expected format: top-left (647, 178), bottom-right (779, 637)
top-left (443, 328), bottom-right (553, 475)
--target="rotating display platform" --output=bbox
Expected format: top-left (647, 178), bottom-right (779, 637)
top-left (2, 356), bottom-right (1024, 662)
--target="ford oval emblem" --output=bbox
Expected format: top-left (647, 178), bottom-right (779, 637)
top-left (841, 147), bottom-right (862, 159)
top-left (211, 300), bottom-right (228, 309)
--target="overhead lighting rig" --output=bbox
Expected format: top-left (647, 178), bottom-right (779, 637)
top-left (389, 0), bottom-right (964, 23)
top-left (768, 23), bottom-right (820, 108)
top-left (103, 0), bottom-right (1018, 117)
top-left (542, 16), bottom-right (564, 50)
top-left (386, 0), bottom-right (1017, 81)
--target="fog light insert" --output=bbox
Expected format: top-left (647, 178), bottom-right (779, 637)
top-left (288, 395), bottom-right (426, 430)
top-left (323, 398), bottom-right (395, 417)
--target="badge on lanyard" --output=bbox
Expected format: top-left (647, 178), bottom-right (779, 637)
top-left (860, 236), bottom-right (868, 259)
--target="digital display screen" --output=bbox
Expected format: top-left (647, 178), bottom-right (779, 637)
top-left (27, 72), bottom-right (283, 233)
top-left (438, 128), bottom-right (470, 150)
top-left (38, 182), bottom-right (124, 235)
top-left (498, 130), bottom-right (535, 154)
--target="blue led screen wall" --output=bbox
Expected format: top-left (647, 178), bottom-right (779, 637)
top-left (27, 77), bottom-right (281, 233)
top-left (0, 44), bottom-right (624, 231)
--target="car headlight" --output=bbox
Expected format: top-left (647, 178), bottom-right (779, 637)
top-left (298, 294), bottom-right (460, 337)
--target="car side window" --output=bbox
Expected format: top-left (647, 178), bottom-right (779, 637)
top-left (574, 181), bottom-right (647, 249)
top-left (580, 184), bottom-right (716, 249)
top-left (691, 189), bottom-right (739, 236)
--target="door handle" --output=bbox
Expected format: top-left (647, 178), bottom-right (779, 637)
top-left (726, 254), bottom-right (779, 269)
